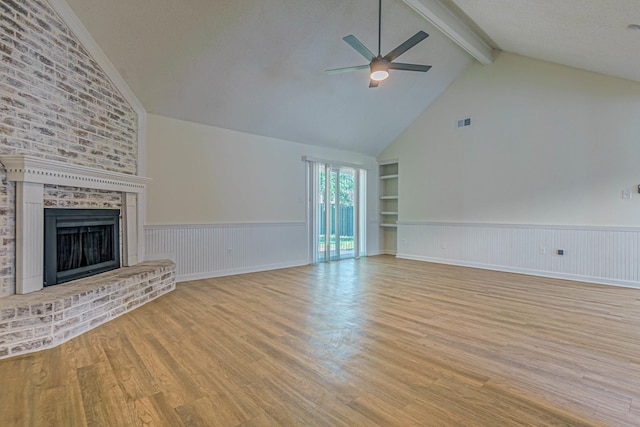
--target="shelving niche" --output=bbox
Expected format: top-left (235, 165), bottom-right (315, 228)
top-left (379, 160), bottom-right (398, 255)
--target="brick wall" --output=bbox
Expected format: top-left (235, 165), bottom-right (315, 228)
top-left (0, 0), bottom-right (138, 297)
top-left (43, 185), bottom-right (122, 209)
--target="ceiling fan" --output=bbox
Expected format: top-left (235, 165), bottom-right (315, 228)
top-left (326, 0), bottom-right (432, 88)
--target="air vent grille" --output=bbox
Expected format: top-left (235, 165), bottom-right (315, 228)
top-left (457, 117), bottom-right (472, 128)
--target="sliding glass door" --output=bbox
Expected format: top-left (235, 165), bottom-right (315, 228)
top-left (315, 164), bottom-right (361, 262)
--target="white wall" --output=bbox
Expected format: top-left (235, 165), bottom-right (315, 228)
top-left (380, 52), bottom-right (640, 287)
top-left (382, 51), bottom-right (640, 225)
top-left (145, 114), bottom-right (379, 280)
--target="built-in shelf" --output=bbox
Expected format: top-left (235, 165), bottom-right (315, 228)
top-left (379, 160), bottom-right (399, 254)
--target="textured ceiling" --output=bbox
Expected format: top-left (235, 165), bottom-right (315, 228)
top-left (63, 0), bottom-right (640, 156)
top-left (448, 0), bottom-right (640, 83)
top-left (63, 0), bottom-right (473, 156)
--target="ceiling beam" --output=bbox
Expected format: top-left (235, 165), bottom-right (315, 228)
top-left (401, 0), bottom-right (493, 64)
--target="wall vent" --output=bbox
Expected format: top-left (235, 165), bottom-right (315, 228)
top-left (457, 117), bottom-right (472, 128)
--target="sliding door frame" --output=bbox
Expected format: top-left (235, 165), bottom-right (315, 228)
top-left (304, 157), bottom-right (367, 264)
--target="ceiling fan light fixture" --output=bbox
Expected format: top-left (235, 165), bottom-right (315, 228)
top-left (324, 0), bottom-right (430, 87)
top-left (370, 70), bottom-right (389, 81)
top-left (370, 59), bottom-right (390, 81)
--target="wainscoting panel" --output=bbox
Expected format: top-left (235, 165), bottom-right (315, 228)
top-left (397, 222), bottom-right (640, 288)
top-left (145, 222), bottom-right (308, 282)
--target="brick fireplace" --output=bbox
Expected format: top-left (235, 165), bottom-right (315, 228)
top-left (0, 154), bottom-right (176, 359)
top-left (0, 0), bottom-right (177, 359)
top-left (0, 154), bottom-right (149, 294)
top-left (0, 0), bottom-right (143, 297)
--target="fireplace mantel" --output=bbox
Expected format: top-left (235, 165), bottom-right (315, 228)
top-left (0, 155), bottom-right (151, 294)
top-left (0, 155), bottom-right (150, 193)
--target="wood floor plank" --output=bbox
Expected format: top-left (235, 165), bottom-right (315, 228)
top-left (76, 362), bottom-right (137, 426)
top-left (1, 256), bottom-right (640, 426)
top-left (175, 390), bottom-right (264, 427)
top-left (36, 385), bottom-right (87, 427)
top-left (130, 392), bottom-right (187, 427)
top-left (125, 333), bottom-right (206, 409)
top-left (102, 332), bottom-right (161, 402)
top-left (0, 355), bottom-right (41, 427)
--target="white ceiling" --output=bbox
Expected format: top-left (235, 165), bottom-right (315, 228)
top-left (63, 0), bottom-right (472, 156)
top-left (63, 0), bottom-right (640, 156)
top-left (447, 0), bottom-right (640, 83)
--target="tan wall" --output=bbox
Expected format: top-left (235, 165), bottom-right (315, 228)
top-left (380, 52), bottom-right (640, 226)
top-left (146, 114), bottom-right (377, 225)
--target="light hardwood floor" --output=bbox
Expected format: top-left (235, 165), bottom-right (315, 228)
top-left (1, 256), bottom-right (639, 426)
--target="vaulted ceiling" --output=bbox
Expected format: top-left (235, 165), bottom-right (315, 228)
top-left (63, 0), bottom-right (640, 156)
top-left (446, 0), bottom-right (640, 83)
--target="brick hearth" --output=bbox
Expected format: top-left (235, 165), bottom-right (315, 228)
top-left (0, 260), bottom-right (175, 360)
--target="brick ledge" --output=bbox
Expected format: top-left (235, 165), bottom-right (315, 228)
top-left (0, 260), bottom-right (176, 360)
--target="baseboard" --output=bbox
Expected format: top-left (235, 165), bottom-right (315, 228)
top-left (366, 250), bottom-right (383, 256)
top-left (176, 260), bottom-right (308, 283)
top-left (396, 253), bottom-right (640, 289)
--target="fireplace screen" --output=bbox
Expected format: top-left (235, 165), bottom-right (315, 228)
top-left (44, 209), bottom-right (120, 286)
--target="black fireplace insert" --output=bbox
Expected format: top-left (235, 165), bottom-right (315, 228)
top-left (43, 208), bottom-right (120, 286)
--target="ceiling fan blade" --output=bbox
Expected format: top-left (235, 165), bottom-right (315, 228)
top-left (389, 63), bottom-right (432, 72)
top-left (325, 64), bottom-right (370, 74)
top-left (369, 80), bottom-right (379, 88)
top-left (343, 35), bottom-right (376, 62)
top-left (383, 31), bottom-right (429, 62)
